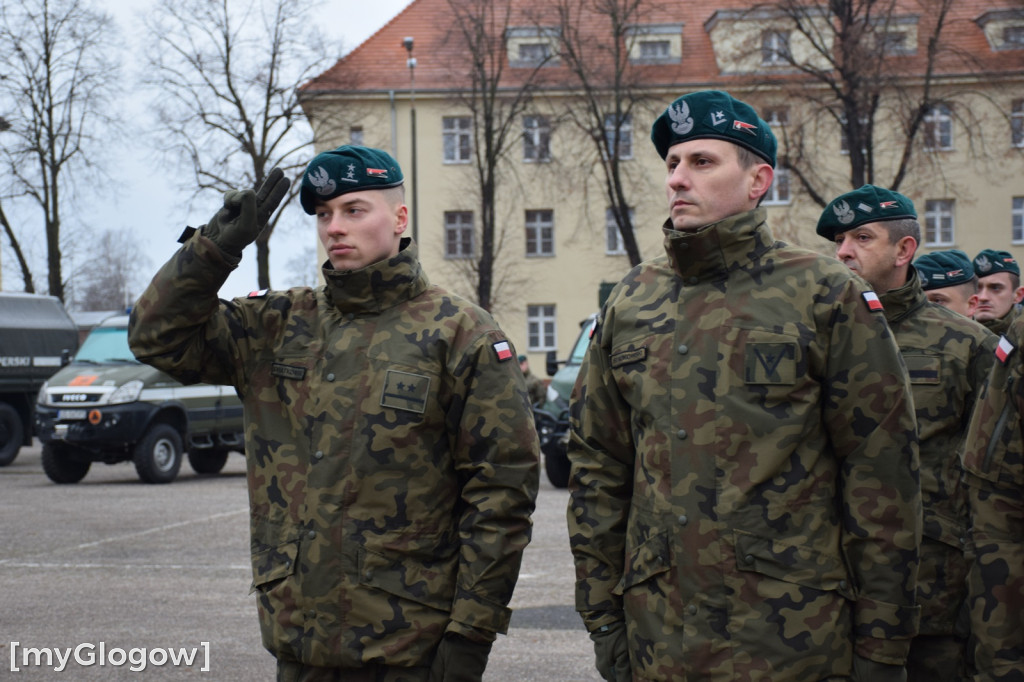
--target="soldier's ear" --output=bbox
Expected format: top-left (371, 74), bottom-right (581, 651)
top-left (749, 164), bottom-right (774, 202)
top-left (394, 203), bottom-right (409, 236)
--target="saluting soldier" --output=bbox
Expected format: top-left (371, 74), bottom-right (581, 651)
top-left (819, 186), bottom-right (998, 682)
top-left (128, 146), bottom-right (540, 682)
top-left (960, 316), bottom-right (1024, 681)
top-left (566, 90), bottom-right (922, 682)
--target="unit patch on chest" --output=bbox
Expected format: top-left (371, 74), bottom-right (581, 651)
top-left (381, 370), bottom-right (431, 414)
top-left (271, 363), bottom-right (307, 381)
top-left (744, 342), bottom-right (796, 385)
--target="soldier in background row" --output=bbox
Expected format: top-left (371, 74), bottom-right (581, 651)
top-left (915, 250), bottom-right (980, 318)
top-left (519, 354), bottom-right (547, 406)
top-left (129, 146), bottom-right (540, 682)
top-left (960, 316), bottom-right (1024, 681)
top-left (973, 249), bottom-right (1023, 335)
top-left (566, 90), bottom-right (922, 682)
top-left (818, 186), bottom-right (997, 682)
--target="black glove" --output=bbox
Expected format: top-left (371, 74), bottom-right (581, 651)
top-left (428, 633), bottom-right (493, 682)
top-left (589, 620), bottom-right (631, 682)
top-left (202, 167), bottom-right (290, 257)
top-left (852, 654), bottom-right (906, 682)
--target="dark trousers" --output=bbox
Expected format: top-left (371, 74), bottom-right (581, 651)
top-left (277, 660), bottom-right (432, 682)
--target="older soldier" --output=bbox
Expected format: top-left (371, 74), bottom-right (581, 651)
top-left (973, 249), bottom-right (1023, 335)
top-left (961, 316), bottom-right (1024, 681)
top-left (128, 146), bottom-right (539, 682)
top-left (567, 90), bottom-right (922, 682)
top-left (819, 186), bottom-right (997, 682)
top-left (915, 250), bottom-right (980, 318)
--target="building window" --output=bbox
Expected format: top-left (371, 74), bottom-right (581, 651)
top-left (924, 199), bottom-right (955, 246)
top-left (764, 107), bottom-right (789, 127)
top-left (527, 304), bottom-right (557, 352)
top-left (444, 211), bottom-right (474, 258)
top-left (603, 113), bottom-right (633, 160)
top-left (525, 209), bottom-right (555, 257)
top-left (761, 30), bottom-right (790, 65)
top-left (878, 31), bottom-right (910, 55)
top-left (605, 207), bottom-right (633, 255)
top-left (639, 40), bottom-right (670, 60)
top-left (350, 126), bottom-right (364, 145)
top-left (519, 42), bottom-right (551, 64)
top-left (523, 115), bottom-right (551, 163)
top-left (1013, 99), bottom-right (1024, 148)
top-left (1014, 197), bottom-right (1024, 243)
top-left (1005, 25), bottom-right (1024, 47)
top-left (507, 26), bottom-right (559, 67)
top-left (923, 104), bottom-right (953, 151)
top-left (443, 116), bottom-right (472, 163)
top-left (763, 166), bottom-right (791, 206)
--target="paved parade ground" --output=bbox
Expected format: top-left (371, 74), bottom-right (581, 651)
top-left (0, 446), bottom-right (600, 680)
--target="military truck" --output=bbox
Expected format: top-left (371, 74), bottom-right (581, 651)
top-left (36, 315), bottom-right (244, 484)
top-left (535, 312), bottom-right (598, 488)
top-left (0, 293), bottom-right (79, 466)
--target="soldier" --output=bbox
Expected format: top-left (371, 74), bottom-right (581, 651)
top-left (128, 146), bottom-right (540, 681)
top-left (518, 354), bottom-right (547, 406)
top-left (818, 186), bottom-right (998, 682)
top-left (960, 315), bottom-right (1024, 682)
top-left (566, 90), bottom-right (922, 682)
top-left (915, 249), bottom-right (980, 318)
top-left (972, 249), bottom-right (1023, 335)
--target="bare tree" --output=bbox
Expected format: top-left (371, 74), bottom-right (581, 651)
top-left (70, 230), bottom-right (150, 312)
top-left (0, 0), bottom-right (120, 300)
top-left (749, 0), bottom-right (962, 204)
top-left (142, 0), bottom-right (335, 289)
top-left (548, 0), bottom-right (662, 267)
top-left (444, 0), bottom-right (551, 312)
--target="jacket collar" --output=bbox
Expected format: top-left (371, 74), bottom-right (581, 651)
top-left (879, 268), bottom-right (926, 324)
top-left (662, 208), bottom-right (775, 282)
top-left (322, 238), bottom-right (429, 314)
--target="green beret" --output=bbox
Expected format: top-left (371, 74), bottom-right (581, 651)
top-left (816, 184), bottom-right (917, 240)
top-left (974, 249), bottom-right (1020, 278)
top-left (650, 90), bottom-right (776, 167)
top-left (300, 145), bottom-right (404, 214)
top-left (914, 250), bottom-right (975, 290)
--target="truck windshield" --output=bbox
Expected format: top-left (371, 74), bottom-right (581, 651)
top-left (75, 327), bottom-right (138, 364)
top-left (569, 317), bottom-right (597, 366)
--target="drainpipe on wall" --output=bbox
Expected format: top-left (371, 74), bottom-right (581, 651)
top-left (389, 90), bottom-right (397, 158)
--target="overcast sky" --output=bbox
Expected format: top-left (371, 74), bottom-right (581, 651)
top-left (3, 0), bottom-right (414, 303)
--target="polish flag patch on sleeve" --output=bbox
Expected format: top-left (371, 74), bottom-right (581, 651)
top-left (862, 291), bottom-right (884, 312)
top-left (996, 335), bottom-right (1016, 364)
top-left (247, 289), bottom-right (268, 298)
top-left (493, 340), bottom-right (514, 361)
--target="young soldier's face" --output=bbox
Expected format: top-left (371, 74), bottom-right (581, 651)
top-left (974, 273), bottom-right (1023, 322)
top-left (925, 284), bottom-right (977, 318)
top-left (664, 139), bottom-right (768, 231)
top-left (316, 189), bottom-right (408, 271)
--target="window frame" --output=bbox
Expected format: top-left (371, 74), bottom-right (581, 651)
top-left (1013, 196), bottom-right (1024, 244)
top-left (763, 166), bottom-right (791, 206)
top-left (444, 210), bottom-right (475, 259)
top-left (522, 115), bottom-right (552, 163)
top-left (605, 207), bottom-right (633, 256)
top-left (442, 116), bottom-right (473, 164)
top-left (603, 113), bottom-right (633, 160)
top-left (923, 104), bottom-right (954, 152)
top-left (525, 209), bottom-right (555, 257)
top-left (761, 29), bottom-right (791, 66)
top-left (924, 199), bottom-right (956, 247)
top-left (527, 304), bottom-right (557, 352)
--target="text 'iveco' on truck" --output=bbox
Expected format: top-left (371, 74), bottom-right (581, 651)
top-left (36, 315), bottom-right (245, 484)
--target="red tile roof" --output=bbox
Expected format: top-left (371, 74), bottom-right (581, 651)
top-left (302, 0), bottom-right (1024, 95)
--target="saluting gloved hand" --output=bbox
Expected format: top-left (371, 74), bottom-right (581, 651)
top-left (590, 620), bottom-right (631, 682)
top-left (427, 633), bottom-right (493, 682)
top-left (852, 654), bottom-right (907, 682)
top-left (202, 167), bottom-right (291, 257)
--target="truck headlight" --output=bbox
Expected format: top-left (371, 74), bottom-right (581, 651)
top-left (107, 380), bottom-right (144, 405)
top-left (37, 381), bottom-right (50, 407)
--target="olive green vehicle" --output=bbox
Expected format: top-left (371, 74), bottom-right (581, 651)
top-left (35, 315), bottom-right (244, 484)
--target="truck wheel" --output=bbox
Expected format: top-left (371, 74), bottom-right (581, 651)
top-left (0, 402), bottom-right (23, 466)
top-left (188, 449), bottom-right (229, 475)
top-left (543, 440), bottom-right (571, 489)
top-left (41, 443), bottom-right (90, 483)
top-left (133, 423), bottom-right (183, 484)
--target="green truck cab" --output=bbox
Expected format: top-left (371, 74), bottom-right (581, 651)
top-left (35, 315), bottom-right (244, 484)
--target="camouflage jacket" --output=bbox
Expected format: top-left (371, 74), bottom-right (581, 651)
top-left (979, 306), bottom-right (1020, 337)
top-left (567, 208), bottom-right (922, 681)
top-left (960, 318), bottom-right (1024, 681)
top-left (129, 234), bottom-right (539, 668)
top-left (880, 271), bottom-right (996, 635)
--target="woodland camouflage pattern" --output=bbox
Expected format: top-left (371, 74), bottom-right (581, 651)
top-left (567, 208), bottom-right (922, 681)
top-left (129, 234), bottom-right (539, 668)
top-left (878, 270), bottom-right (996, 676)
top-left (961, 317), bottom-right (1024, 681)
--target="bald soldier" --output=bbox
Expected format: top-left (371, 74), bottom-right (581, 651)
top-left (129, 146), bottom-right (539, 681)
top-left (567, 91), bottom-right (921, 682)
top-left (819, 186), bottom-right (997, 682)
top-left (915, 250), bottom-right (980, 318)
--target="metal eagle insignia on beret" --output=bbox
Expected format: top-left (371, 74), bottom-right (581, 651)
top-left (834, 200), bottom-right (855, 225)
top-left (669, 100), bottom-right (694, 135)
top-left (309, 166), bottom-right (336, 196)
